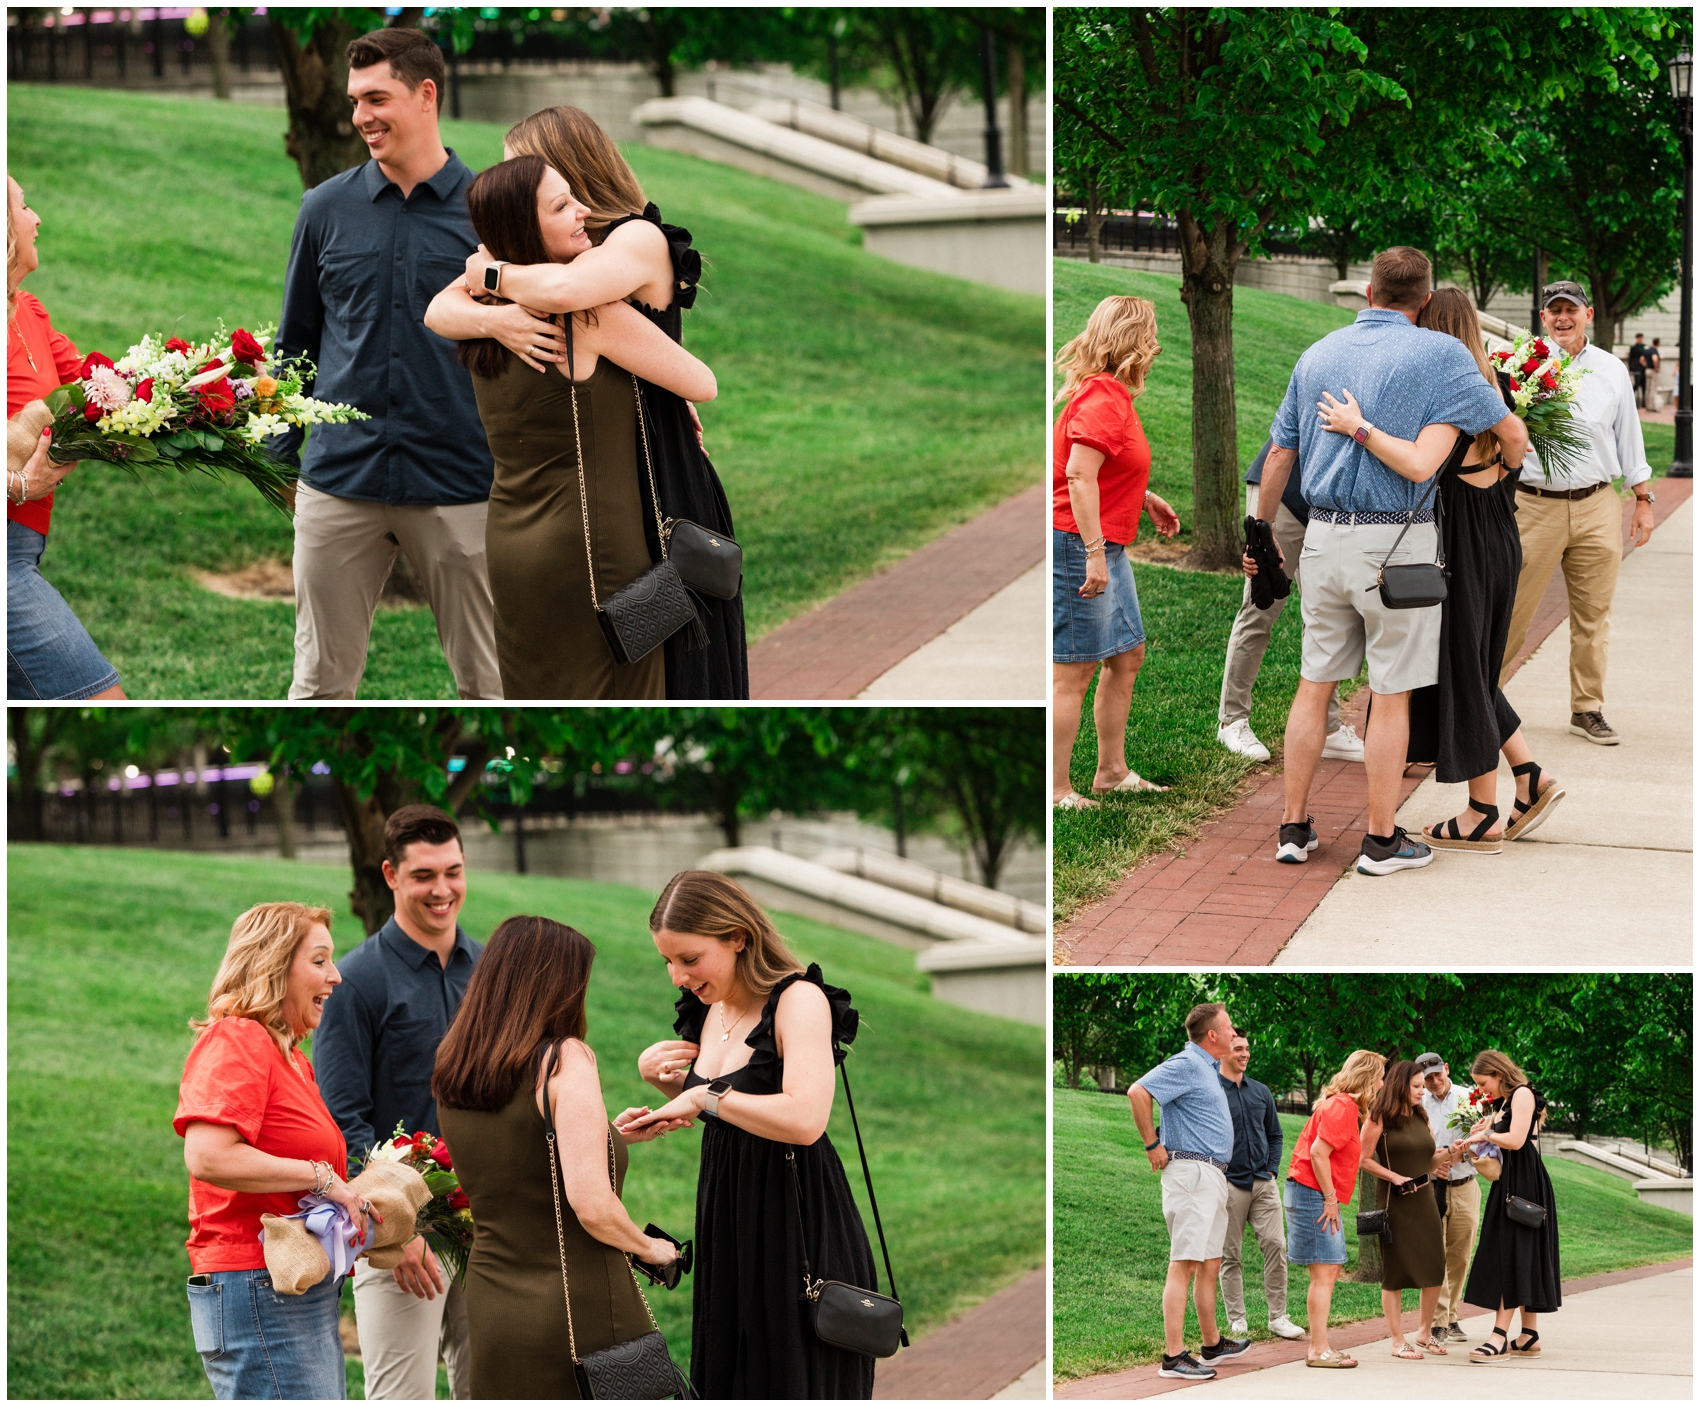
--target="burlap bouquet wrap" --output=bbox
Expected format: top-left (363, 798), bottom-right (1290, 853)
top-left (7, 400), bottom-right (54, 477)
top-left (261, 1160), bottom-right (432, 1295)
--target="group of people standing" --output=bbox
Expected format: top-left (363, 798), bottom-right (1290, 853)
top-left (173, 804), bottom-right (880, 1399)
top-left (9, 26), bottom-right (747, 701)
top-left (1129, 1003), bottom-right (1560, 1380)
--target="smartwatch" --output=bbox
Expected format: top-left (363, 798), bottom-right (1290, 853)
top-left (482, 261), bottom-right (507, 294)
top-left (704, 1079), bottom-right (732, 1118)
top-left (1352, 423), bottom-right (1373, 446)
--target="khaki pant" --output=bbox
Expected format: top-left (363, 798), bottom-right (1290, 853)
top-left (1218, 1177), bottom-right (1289, 1321)
top-left (290, 484), bottom-right (503, 700)
top-left (352, 1259), bottom-right (472, 1400)
top-left (1498, 485), bottom-right (1621, 714)
top-left (1220, 489), bottom-right (1341, 732)
top-left (1433, 1175), bottom-right (1482, 1328)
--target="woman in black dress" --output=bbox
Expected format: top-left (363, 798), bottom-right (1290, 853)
top-left (1316, 290), bottom-right (1566, 852)
top-left (1453, 1049), bottom-right (1560, 1362)
top-left (428, 105), bottom-right (749, 699)
top-left (621, 871), bottom-right (881, 1398)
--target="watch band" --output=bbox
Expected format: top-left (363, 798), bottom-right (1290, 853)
top-left (1353, 423), bottom-right (1373, 446)
top-left (483, 261), bottom-right (506, 294)
top-left (1145, 1137), bottom-right (1162, 1151)
top-left (705, 1079), bottom-right (732, 1117)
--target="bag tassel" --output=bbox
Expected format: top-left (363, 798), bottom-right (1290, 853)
top-left (684, 591), bottom-right (711, 652)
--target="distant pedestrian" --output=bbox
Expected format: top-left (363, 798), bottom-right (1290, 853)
top-left (1628, 334), bottom-right (1650, 408)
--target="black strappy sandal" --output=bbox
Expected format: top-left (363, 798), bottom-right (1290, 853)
top-left (1509, 1329), bottom-right (1541, 1358)
top-left (1424, 801), bottom-right (1503, 853)
top-left (1470, 1327), bottom-right (1510, 1363)
top-left (1505, 761), bottom-right (1566, 841)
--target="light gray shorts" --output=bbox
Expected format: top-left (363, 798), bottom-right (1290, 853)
top-left (1298, 517), bottom-right (1442, 695)
top-left (1161, 1158), bottom-right (1230, 1263)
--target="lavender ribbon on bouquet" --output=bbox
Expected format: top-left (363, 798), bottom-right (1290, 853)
top-left (259, 1195), bottom-right (374, 1280)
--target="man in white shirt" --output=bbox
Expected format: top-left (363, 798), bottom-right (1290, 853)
top-left (1499, 281), bottom-right (1657, 745)
top-left (1416, 1052), bottom-right (1479, 1343)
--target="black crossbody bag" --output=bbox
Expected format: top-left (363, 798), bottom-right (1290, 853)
top-left (784, 1056), bottom-right (909, 1359)
top-left (1356, 1129), bottom-right (1394, 1243)
top-left (1367, 469), bottom-right (1448, 610)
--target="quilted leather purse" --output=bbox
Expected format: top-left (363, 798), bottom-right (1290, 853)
top-left (1355, 1129), bottom-right (1393, 1243)
top-left (543, 1048), bottom-right (695, 1400)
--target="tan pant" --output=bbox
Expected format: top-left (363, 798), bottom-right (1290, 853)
top-left (1433, 1175), bottom-right (1481, 1328)
top-left (290, 484), bottom-right (503, 700)
top-left (1220, 489), bottom-right (1341, 732)
top-left (352, 1259), bottom-right (471, 1400)
top-left (1499, 485), bottom-right (1621, 714)
top-left (1218, 1177), bottom-right (1288, 1321)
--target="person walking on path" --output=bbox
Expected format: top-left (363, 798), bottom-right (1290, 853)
top-left (1127, 1003), bottom-right (1250, 1382)
top-left (273, 28), bottom-right (503, 701)
top-left (1217, 1031), bottom-right (1305, 1342)
top-left (1216, 440), bottom-right (1362, 766)
top-left (1284, 1049), bottom-right (1385, 1370)
top-left (1497, 281), bottom-right (1656, 747)
top-left (1052, 295), bottom-right (1180, 809)
top-left (313, 805), bottom-right (484, 1399)
top-left (1247, 246), bottom-right (1530, 877)
top-left (1629, 334), bottom-right (1651, 408)
top-left (1416, 1052), bottom-right (1480, 1343)
top-left (1455, 1049), bottom-right (1561, 1364)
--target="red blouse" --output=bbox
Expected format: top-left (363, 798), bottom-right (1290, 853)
top-left (7, 290), bottom-right (84, 538)
top-left (173, 1017), bottom-right (349, 1273)
top-left (1287, 1093), bottom-right (1363, 1206)
top-left (1052, 374), bottom-right (1152, 547)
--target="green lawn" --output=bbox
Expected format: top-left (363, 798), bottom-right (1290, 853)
top-left (9, 86), bottom-right (1043, 698)
top-left (7, 846), bottom-right (1045, 1399)
top-left (1052, 1086), bottom-right (1693, 1383)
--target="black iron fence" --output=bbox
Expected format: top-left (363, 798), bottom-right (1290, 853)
top-left (6, 9), bottom-right (282, 87)
top-left (1053, 211), bottom-right (1308, 259)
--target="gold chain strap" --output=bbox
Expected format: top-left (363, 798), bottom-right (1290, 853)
top-left (629, 374), bottom-right (670, 560)
top-left (568, 365), bottom-right (672, 618)
top-left (544, 1125), bottom-right (581, 1367)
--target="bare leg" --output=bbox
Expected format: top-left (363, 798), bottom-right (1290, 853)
top-left (1092, 644), bottom-right (1146, 789)
top-left (1383, 1287), bottom-right (1407, 1347)
top-left (1364, 689), bottom-right (1411, 836)
top-left (1501, 727), bottom-right (1561, 807)
top-left (88, 683), bottom-right (126, 700)
top-left (1282, 678), bottom-right (1334, 825)
top-left (1307, 1263), bottom-right (1342, 1356)
top-left (1052, 662), bottom-right (1098, 802)
top-left (1195, 1256), bottom-right (1223, 1347)
top-left (1416, 1286), bottom-right (1444, 1342)
top-left (1163, 1260), bottom-right (1201, 1357)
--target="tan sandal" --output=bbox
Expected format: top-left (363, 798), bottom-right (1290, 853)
top-left (1391, 1341), bottom-right (1424, 1360)
top-left (1093, 770), bottom-right (1169, 794)
top-left (1054, 791), bottom-right (1099, 811)
top-left (1305, 1348), bottom-right (1358, 1368)
top-left (1506, 761), bottom-right (1564, 841)
top-left (1470, 1327), bottom-right (1511, 1362)
top-left (1412, 1336), bottom-right (1449, 1356)
top-left (1423, 801), bottom-right (1503, 853)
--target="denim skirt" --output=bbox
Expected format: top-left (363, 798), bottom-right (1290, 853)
top-left (187, 1268), bottom-right (346, 1400)
top-left (7, 519), bottom-right (120, 699)
top-left (1052, 528), bottom-right (1146, 664)
top-left (1284, 1178), bottom-right (1348, 1265)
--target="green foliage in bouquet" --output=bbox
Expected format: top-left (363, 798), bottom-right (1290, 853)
top-left (367, 1123), bottom-right (475, 1284)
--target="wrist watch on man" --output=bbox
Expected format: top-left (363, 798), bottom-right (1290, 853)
top-left (704, 1079), bottom-right (733, 1117)
top-left (482, 260), bottom-right (509, 294)
top-left (1635, 487), bottom-right (1656, 505)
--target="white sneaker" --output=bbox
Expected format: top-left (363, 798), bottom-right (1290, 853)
top-left (1227, 1319), bottom-right (1248, 1336)
top-left (1268, 1315), bottom-right (1305, 1340)
top-left (1321, 723), bottom-right (1365, 762)
top-left (1217, 719), bottom-right (1271, 762)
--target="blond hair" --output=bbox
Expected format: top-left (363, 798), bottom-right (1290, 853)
top-left (6, 181), bottom-right (22, 319)
top-left (1054, 295), bottom-right (1160, 405)
top-left (190, 902), bottom-right (333, 1058)
top-left (504, 106), bottom-right (647, 242)
top-left (1320, 1048), bottom-right (1386, 1112)
top-left (650, 871), bottom-right (804, 1000)
top-left (1418, 288), bottom-right (1501, 465)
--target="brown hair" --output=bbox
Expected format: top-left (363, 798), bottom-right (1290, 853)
top-left (191, 902), bottom-right (334, 1058)
top-left (1418, 288), bottom-right (1501, 465)
top-left (504, 106), bottom-right (646, 243)
top-left (383, 803), bottom-right (462, 869)
top-left (1054, 295), bottom-right (1161, 405)
top-left (1370, 246), bottom-right (1432, 313)
top-left (459, 156), bottom-right (556, 380)
top-left (1319, 1048), bottom-right (1386, 1112)
top-left (650, 871), bottom-right (804, 1001)
top-left (432, 916), bottom-right (595, 1112)
top-left (1184, 1002), bottom-right (1227, 1044)
top-left (346, 26), bottom-right (445, 100)
top-left (1470, 1048), bottom-right (1545, 1129)
top-left (1368, 1058), bottom-right (1423, 1130)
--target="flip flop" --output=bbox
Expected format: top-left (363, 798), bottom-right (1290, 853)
top-left (1391, 1342), bottom-right (1424, 1361)
top-left (1412, 1337), bottom-right (1449, 1356)
top-left (1054, 791), bottom-right (1099, 811)
top-left (1093, 771), bottom-right (1169, 794)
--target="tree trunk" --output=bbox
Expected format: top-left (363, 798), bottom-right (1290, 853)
top-left (270, 15), bottom-right (370, 189)
top-left (1347, 1166), bottom-right (1385, 1282)
top-left (1006, 42), bottom-right (1026, 178)
top-left (335, 780), bottom-right (395, 935)
top-left (1178, 211), bottom-right (1244, 569)
top-left (207, 11), bottom-right (232, 99)
top-left (10, 708), bottom-right (53, 842)
top-left (1084, 169), bottom-right (1103, 265)
top-left (275, 770), bottom-right (297, 860)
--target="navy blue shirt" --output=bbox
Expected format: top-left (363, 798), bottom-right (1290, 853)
top-left (271, 152), bottom-right (494, 505)
top-left (1244, 438), bottom-right (1310, 527)
top-left (312, 916), bottom-right (483, 1164)
top-left (1219, 1072), bottom-right (1284, 1191)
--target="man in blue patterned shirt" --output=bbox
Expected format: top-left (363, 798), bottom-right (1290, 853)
top-left (1249, 247), bottom-right (1530, 877)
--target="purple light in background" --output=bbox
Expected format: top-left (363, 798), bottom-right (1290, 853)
top-left (614, 760), bottom-right (634, 774)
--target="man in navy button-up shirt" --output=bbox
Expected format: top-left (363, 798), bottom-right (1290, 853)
top-left (272, 27), bottom-right (501, 701)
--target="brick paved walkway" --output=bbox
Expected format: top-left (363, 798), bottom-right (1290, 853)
top-left (874, 1267), bottom-right (1045, 1399)
top-left (1056, 477), bottom-right (1693, 966)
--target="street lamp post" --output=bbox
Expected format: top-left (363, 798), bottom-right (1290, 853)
top-left (978, 24), bottom-right (1008, 190)
top-left (1670, 47), bottom-right (1692, 478)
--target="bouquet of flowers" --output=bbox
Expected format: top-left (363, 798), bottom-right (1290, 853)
top-left (1445, 1086), bottom-right (1490, 1138)
top-left (1490, 331), bottom-right (1590, 477)
top-left (38, 324), bottom-right (367, 513)
top-left (366, 1123), bottom-right (474, 1282)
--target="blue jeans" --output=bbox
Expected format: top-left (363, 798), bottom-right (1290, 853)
top-left (1284, 1178), bottom-right (1348, 1265)
top-left (7, 519), bottom-right (120, 699)
top-left (186, 1269), bottom-right (346, 1400)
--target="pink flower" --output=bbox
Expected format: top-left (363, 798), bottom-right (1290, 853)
top-left (84, 365), bottom-right (133, 411)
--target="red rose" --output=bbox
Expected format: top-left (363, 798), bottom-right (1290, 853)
top-left (84, 400), bottom-right (104, 422)
top-left (1531, 339), bottom-right (1550, 357)
top-left (447, 1190), bottom-right (470, 1210)
top-left (231, 328), bottom-right (267, 366)
top-left (1520, 357), bottom-right (1541, 376)
top-left (165, 337), bottom-right (191, 355)
top-left (1541, 371), bottom-right (1558, 392)
top-left (197, 378), bottom-right (235, 414)
top-left (431, 1142), bottom-right (454, 1170)
top-left (135, 378), bottom-right (154, 403)
top-left (197, 357), bottom-right (225, 376)
top-left (1490, 350), bottom-right (1510, 363)
top-left (392, 1135), bottom-right (413, 1149)
top-left (1510, 379), bottom-right (1521, 392)
top-left (79, 351), bottom-right (115, 378)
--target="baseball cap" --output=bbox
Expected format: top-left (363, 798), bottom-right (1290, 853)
top-left (1414, 1052), bottom-right (1446, 1073)
top-left (1541, 280), bottom-right (1591, 309)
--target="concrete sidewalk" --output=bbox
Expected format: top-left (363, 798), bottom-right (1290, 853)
top-left (1281, 496), bottom-right (1692, 962)
top-left (859, 564), bottom-right (1044, 698)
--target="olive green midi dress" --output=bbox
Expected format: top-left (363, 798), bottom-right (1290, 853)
top-left (1375, 1115), bottom-right (1447, 1291)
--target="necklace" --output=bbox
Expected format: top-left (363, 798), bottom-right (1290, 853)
top-left (9, 316), bottom-right (37, 373)
top-left (717, 999), bottom-right (746, 1043)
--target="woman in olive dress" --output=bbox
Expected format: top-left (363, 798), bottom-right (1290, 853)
top-left (433, 916), bottom-right (687, 1399)
top-left (1359, 1059), bottom-right (1457, 1360)
top-left (621, 871), bottom-right (882, 1399)
top-left (1455, 1049), bottom-right (1561, 1363)
top-left (428, 105), bottom-right (750, 700)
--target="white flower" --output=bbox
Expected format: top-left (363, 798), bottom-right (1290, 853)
top-left (85, 365), bottom-right (134, 411)
top-left (241, 413), bottom-right (289, 443)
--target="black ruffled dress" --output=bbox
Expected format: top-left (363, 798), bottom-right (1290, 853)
top-left (675, 965), bottom-right (877, 1399)
top-left (602, 204), bottom-right (750, 700)
top-left (1463, 1087), bottom-right (1562, 1314)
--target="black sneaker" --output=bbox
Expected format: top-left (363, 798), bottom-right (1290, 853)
top-left (1356, 826), bottom-right (1434, 876)
top-left (1158, 1352), bottom-right (1217, 1380)
top-left (1276, 816), bottom-right (1318, 863)
top-left (1200, 1337), bottom-right (1251, 1362)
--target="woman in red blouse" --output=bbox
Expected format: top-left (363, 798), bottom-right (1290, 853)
top-left (1052, 295), bottom-right (1180, 809)
top-left (175, 902), bottom-right (371, 1399)
top-left (7, 176), bottom-right (124, 700)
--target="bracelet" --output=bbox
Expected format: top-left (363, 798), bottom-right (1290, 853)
top-left (1145, 1137), bottom-right (1162, 1151)
top-left (1081, 535), bottom-right (1106, 552)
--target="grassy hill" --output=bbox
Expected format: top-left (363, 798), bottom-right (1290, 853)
top-left (7, 846), bottom-right (1045, 1399)
top-left (1052, 1085), bottom-right (1693, 1383)
top-left (8, 85), bottom-right (1043, 698)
